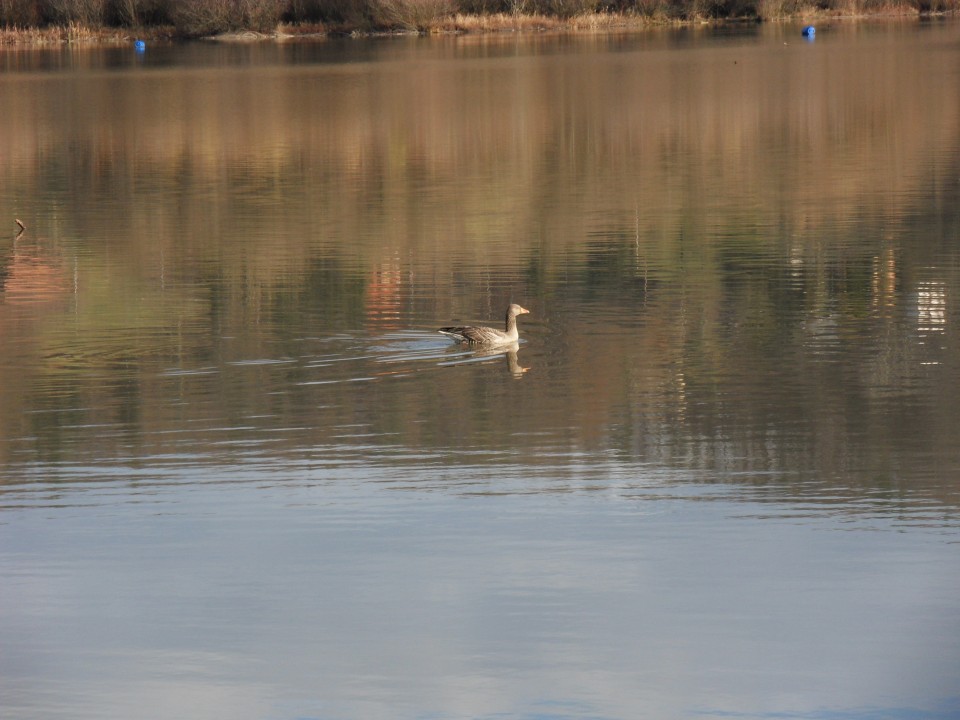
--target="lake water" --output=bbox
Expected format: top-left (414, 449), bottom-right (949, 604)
top-left (2, 20), bottom-right (960, 720)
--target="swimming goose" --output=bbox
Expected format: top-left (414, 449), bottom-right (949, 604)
top-left (439, 304), bottom-right (530, 345)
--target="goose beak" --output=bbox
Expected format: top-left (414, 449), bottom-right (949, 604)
top-left (518, 306), bottom-right (530, 315)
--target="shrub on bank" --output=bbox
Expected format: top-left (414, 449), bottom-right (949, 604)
top-left (169, 0), bottom-right (286, 34)
top-left (370, 0), bottom-right (455, 30)
top-left (288, 0), bottom-right (370, 24)
top-left (45, 0), bottom-right (108, 25)
top-left (0, 0), bottom-right (39, 25)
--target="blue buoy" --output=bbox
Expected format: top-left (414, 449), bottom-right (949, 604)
top-left (801, 25), bottom-right (815, 38)
top-left (134, 39), bottom-right (146, 52)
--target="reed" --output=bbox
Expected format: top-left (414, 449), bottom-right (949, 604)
top-left (446, 9), bottom-right (564, 29)
top-left (0, 20), bottom-right (137, 41)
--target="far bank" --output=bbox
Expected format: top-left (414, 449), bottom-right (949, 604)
top-left (0, 0), bottom-right (957, 45)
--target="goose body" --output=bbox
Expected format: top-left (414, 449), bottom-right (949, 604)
top-left (439, 304), bottom-right (530, 346)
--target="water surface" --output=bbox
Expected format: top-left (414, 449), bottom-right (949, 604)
top-left (1, 21), bottom-right (960, 720)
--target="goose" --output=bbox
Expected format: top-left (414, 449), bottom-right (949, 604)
top-left (439, 304), bottom-right (530, 345)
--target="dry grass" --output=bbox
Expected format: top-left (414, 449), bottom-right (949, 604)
top-left (1, 21), bottom-right (115, 42)
top-left (566, 10), bottom-right (655, 27)
top-left (0, 21), bottom-right (173, 43)
top-left (444, 10), bottom-right (564, 29)
top-left (828, 0), bottom-right (925, 13)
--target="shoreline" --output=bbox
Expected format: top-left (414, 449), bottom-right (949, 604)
top-left (0, 8), bottom-right (953, 46)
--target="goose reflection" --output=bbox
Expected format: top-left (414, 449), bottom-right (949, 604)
top-left (466, 341), bottom-right (530, 377)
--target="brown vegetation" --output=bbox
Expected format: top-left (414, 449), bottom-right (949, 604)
top-left (0, 0), bottom-right (955, 40)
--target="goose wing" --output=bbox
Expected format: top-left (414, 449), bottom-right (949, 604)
top-left (439, 324), bottom-right (506, 344)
